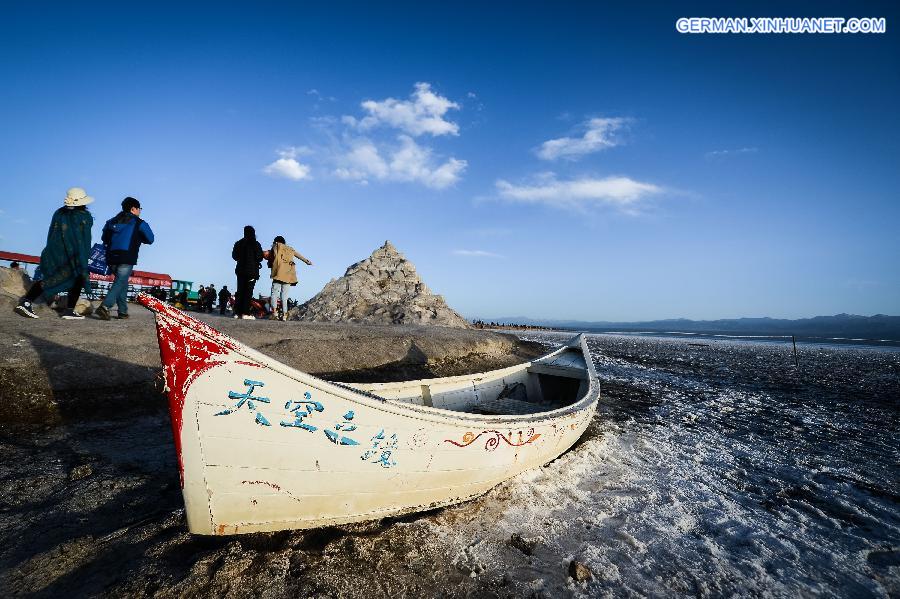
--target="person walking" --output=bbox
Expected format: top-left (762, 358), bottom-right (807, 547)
top-left (267, 235), bottom-right (312, 321)
top-left (218, 285), bottom-right (231, 315)
top-left (205, 284), bottom-right (217, 313)
top-left (15, 187), bottom-right (95, 320)
top-left (195, 285), bottom-right (205, 312)
top-left (232, 225), bottom-right (264, 320)
top-left (95, 197), bottom-right (154, 320)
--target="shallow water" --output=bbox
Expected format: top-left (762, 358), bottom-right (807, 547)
top-left (1, 333), bottom-right (898, 597)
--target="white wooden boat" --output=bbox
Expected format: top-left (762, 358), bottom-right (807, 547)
top-left (138, 293), bottom-right (600, 535)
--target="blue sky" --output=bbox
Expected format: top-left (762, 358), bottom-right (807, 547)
top-left (1, 2), bottom-right (897, 321)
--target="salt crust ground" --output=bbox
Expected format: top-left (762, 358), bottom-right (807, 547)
top-left (5, 324), bottom-right (893, 596)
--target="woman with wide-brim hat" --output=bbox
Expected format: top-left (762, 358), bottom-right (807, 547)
top-left (15, 187), bottom-right (95, 320)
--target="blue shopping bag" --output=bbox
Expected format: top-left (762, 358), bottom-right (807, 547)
top-left (88, 243), bottom-right (110, 275)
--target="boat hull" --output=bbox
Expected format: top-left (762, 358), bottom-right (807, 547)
top-left (139, 294), bottom-right (599, 535)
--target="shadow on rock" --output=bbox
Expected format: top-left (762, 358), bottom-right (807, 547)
top-left (0, 334), bottom-right (165, 425)
top-left (324, 341), bottom-right (436, 383)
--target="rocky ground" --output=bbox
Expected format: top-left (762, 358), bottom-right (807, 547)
top-left (0, 296), bottom-right (548, 597)
top-left (0, 303), bottom-right (543, 425)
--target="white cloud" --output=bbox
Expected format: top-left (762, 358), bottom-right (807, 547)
top-left (270, 83), bottom-right (465, 189)
top-left (335, 135), bottom-right (466, 189)
top-left (495, 174), bottom-right (662, 211)
top-left (280, 145), bottom-right (312, 157)
top-left (348, 82), bottom-right (460, 137)
top-left (453, 249), bottom-right (503, 258)
top-left (265, 158), bottom-right (310, 180)
top-left (705, 147), bottom-right (758, 160)
top-left (307, 88), bottom-right (335, 103)
top-left (263, 147), bottom-right (312, 181)
top-left (334, 139), bottom-right (389, 182)
top-left (537, 117), bottom-right (629, 161)
top-left (389, 136), bottom-right (466, 188)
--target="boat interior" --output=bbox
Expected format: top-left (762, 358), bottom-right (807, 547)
top-left (344, 345), bottom-right (590, 416)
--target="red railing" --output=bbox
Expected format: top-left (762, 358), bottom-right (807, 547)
top-left (1, 250), bottom-right (173, 288)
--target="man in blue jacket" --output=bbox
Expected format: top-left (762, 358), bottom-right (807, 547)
top-left (95, 197), bottom-right (154, 320)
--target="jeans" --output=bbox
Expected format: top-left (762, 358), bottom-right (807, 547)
top-left (270, 281), bottom-right (290, 314)
top-left (235, 278), bottom-right (256, 316)
top-left (103, 264), bottom-right (133, 314)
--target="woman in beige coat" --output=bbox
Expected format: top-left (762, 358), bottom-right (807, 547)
top-left (267, 235), bottom-right (312, 320)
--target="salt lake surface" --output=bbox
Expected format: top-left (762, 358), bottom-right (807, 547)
top-left (495, 331), bottom-right (900, 597)
top-left (1, 332), bottom-right (898, 597)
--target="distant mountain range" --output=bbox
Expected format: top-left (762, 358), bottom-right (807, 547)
top-left (473, 313), bottom-right (900, 341)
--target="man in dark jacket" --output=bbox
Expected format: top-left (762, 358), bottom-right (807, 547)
top-left (195, 285), bottom-right (205, 312)
top-left (205, 284), bottom-right (217, 313)
top-left (95, 197), bottom-right (154, 320)
top-left (232, 225), bottom-right (264, 319)
top-left (218, 285), bottom-right (232, 315)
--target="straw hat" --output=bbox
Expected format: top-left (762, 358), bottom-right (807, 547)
top-left (64, 187), bottom-right (94, 207)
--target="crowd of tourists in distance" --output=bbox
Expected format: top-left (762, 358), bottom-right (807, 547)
top-left (14, 187), bottom-right (313, 322)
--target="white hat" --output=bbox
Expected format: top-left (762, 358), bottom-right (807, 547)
top-left (64, 187), bottom-right (94, 207)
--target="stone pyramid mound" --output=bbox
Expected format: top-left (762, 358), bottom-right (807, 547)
top-left (292, 241), bottom-right (470, 328)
